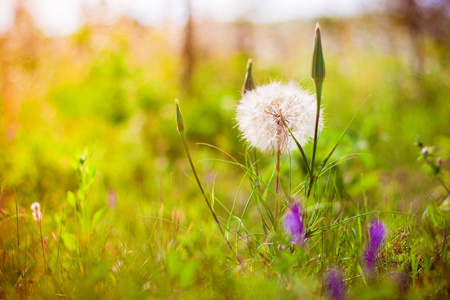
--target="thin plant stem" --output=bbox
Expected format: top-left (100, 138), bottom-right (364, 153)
top-left (15, 195), bottom-right (20, 274)
top-left (438, 176), bottom-right (450, 195)
top-left (307, 80), bottom-right (323, 198)
top-left (180, 134), bottom-right (242, 262)
top-left (176, 100), bottom-right (242, 263)
top-left (278, 110), bottom-right (311, 175)
top-left (39, 220), bottom-right (46, 266)
top-left (315, 97), bottom-right (368, 178)
top-left (56, 209), bottom-right (64, 274)
top-left (275, 148), bottom-right (281, 227)
top-left (253, 148), bottom-right (259, 178)
top-left (180, 135), bottom-right (223, 232)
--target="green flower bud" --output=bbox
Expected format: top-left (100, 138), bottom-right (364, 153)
top-left (311, 23), bottom-right (325, 83)
top-left (175, 99), bottom-right (185, 133)
top-left (242, 58), bottom-right (254, 95)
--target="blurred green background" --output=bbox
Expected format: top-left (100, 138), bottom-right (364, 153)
top-left (0, 1), bottom-right (448, 217)
top-left (0, 0), bottom-right (449, 297)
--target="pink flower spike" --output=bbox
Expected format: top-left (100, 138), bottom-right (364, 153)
top-left (364, 220), bottom-right (387, 270)
top-left (325, 268), bottom-right (346, 300)
top-left (282, 203), bottom-right (304, 245)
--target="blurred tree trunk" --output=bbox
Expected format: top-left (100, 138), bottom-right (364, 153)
top-left (1, 1), bottom-right (37, 141)
top-left (181, 0), bottom-right (194, 94)
top-left (395, 0), bottom-right (424, 73)
top-left (233, 21), bottom-right (254, 55)
top-left (389, 0), bottom-right (450, 72)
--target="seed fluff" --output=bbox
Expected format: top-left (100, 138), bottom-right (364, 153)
top-left (236, 81), bottom-right (323, 154)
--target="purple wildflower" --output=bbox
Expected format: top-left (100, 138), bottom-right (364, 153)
top-left (364, 220), bottom-right (387, 270)
top-left (282, 203), bottom-right (304, 245)
top-left (325, 268), bottom-right (346, 300)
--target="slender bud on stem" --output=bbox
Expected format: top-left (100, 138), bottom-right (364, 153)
top-left (242, 59), bottom-right (255, 95)
top-left (175, 99), bottom-right (185, 133)
top-left (311, 23), bottom-right (326, 86)
top-left (307, 23), bottom-right (326, 198)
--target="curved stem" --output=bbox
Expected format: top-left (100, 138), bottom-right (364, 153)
top-left (179, 128), bottom-right (242, 263)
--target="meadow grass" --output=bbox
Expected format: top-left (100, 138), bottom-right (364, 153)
top-left (0, 19), bottom-right (449, 299)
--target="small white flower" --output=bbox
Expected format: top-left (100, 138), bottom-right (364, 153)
top-left (236, 81), bottom-right (323, 154)
top-left (31, 202), bottom-right (42, 221)
top-left (32, 210), bottom-right (42, 222)
top-left (31, 202), bottom-right (40, 212)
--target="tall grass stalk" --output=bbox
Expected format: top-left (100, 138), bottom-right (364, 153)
top-left (15, 194), bottom-right (20, 274)
top-left (56, 209), bottom-right (65, 273)
top-left (275, 148), bottom-right (281, 226)
top-left (38, 218), bottom-right (46, 267)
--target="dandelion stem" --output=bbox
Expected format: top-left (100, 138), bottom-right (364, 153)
top-left (307, 80), bottom-right (323, 198)
top-left (278, 111), bottom-right (311, 175)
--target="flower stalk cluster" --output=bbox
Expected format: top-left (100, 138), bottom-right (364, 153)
top-left (31, 202), bottom-right (46, 265)
top-left (176, 23), bottom-right (331, 261)
top-left (236, 23), bottom-right (325, 225)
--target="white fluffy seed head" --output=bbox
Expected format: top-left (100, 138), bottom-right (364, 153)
top-left (236, 81), bottom-right (323, 154)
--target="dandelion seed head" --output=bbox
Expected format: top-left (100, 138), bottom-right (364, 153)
top-left (236, 81), bottom-right (323, 154)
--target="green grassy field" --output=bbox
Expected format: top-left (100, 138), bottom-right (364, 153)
top-left (0, 16), bottom-right (449, 299)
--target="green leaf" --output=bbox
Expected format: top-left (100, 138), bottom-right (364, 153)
top-left (92, 207), bottom-right (107, 229)
top-left (62, 232), bottom-right (78, 251)
top-left (439, 197), bottom-right (450, 212)
top-left (67, 191), bottom-right (77, 207)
